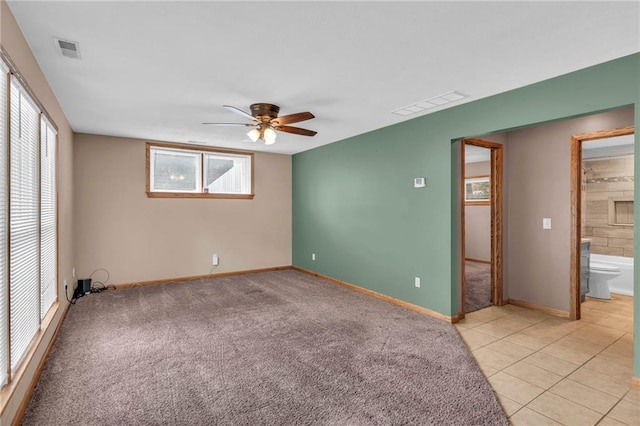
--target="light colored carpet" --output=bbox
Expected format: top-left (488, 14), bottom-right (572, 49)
top-left (22, 270), bottom-right (507, 425)
top-left (465, 261), bottom-right (492, 313)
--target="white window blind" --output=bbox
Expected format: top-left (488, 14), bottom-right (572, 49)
top-left (0, 64), bottom-right (8, 387)
top-left (40, 117), bottom-right (56, 319)
top-left (9, 77), bottom-right (40, 370)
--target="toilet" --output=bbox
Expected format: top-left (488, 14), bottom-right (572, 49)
top-left (587, 262), bottom-right (621, 299)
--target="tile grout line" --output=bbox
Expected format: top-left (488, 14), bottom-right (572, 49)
top-left (544, 384), bottom-right (615, 422)
top-left (563, 332), bottom-right (635, 400)
top-left (596, 381), bottom-right (635, 425)
top-left (458, 299), bottom-right (635, 419)
top-left (524, 391), bottom-right (605, 426)
top-left (509, 404), bottom-right (561, 424)
top-left (513, 328), bottom-right (631, 413)
top-left (460, 306), bottom-right (634, 425)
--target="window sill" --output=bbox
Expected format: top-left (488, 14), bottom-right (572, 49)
top-left (146, 192), bottom-right (254, 200)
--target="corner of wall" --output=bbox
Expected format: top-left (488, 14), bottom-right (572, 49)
top-left (0, 1), bottom-right (74, 423)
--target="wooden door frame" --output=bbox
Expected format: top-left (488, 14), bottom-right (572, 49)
top-left (460, 138), bottom-right (504, 318)
top-left (569, 125), bottom-right (635, 320)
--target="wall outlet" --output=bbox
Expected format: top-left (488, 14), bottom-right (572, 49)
top-left (212, 254), bottom-right (219, 266)
top-left (415, 277), bottom-right (421, 288)
top-left (64, 279), bottom-right (68, 289)
top-left (72, 268), bottom-right (76, 278)
top-left (312, 253), bottom-right (316, 261)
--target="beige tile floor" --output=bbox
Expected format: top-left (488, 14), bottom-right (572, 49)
top-left (455, 294), bottom-right (639, 425)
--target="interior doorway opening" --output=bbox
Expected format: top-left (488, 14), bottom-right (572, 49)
top-left (570, 126), bottom-right (635, 320)
top-left (460, 138), bottom-right (504, 317)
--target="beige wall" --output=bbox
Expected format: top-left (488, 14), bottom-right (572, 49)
top-left (584, 155), bottom-right (634, 257)
top-left (506, 108), bottom-right (634, 312)
top-left (465, 160), bottom-right (491, 261)
top-left (0, 1), bottom-right (75, 423)
top-left (74, 134), bottom-right (292, 285)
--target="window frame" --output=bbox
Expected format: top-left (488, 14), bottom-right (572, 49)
top-left (40, 116), bottom-right (58, 319)
top-left (0, 48), bottom-right (59, 400)
top-left (149, 147), bottom-right (202, 194)
top-left (146, 142), bottom-right (254, 199)
top-left (9, 75), bottom-right (43, 372)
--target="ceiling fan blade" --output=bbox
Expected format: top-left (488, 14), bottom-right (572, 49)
top-left (275, 125), bottom-right (317, 137)
top-left (202, 122), bottom-right (254, 126)
top-left (272, 112), bottom-right (315, 126)
top-left (223, 105), bottom-right (257, 121)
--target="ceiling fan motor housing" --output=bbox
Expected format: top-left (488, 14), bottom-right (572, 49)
top-left (204, 103), bottom-right (317, 139)
top-left (250, 103), bottom-right (280, 121)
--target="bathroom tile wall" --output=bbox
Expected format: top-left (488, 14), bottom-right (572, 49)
top-left (584, 154), bottom-right (634, 257)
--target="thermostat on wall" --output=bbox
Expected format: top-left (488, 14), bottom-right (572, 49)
top-left (414, 177), bottom-right (426, 188)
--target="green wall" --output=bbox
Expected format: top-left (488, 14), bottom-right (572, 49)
top-left (292, 54), bottom-right (640, 375)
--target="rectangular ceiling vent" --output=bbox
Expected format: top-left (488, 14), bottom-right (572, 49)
top-left (54, 37), bottom-right (81, 59)
top-left (392, 91), bottom-right (468, 116)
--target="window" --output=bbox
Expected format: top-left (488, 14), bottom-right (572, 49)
top-left (9, 76), bottom-right (41, 371)
top-left (147, 143), bottom-right (254, 199)
top-left (151, 148), bottom-right (200, 193)
top-left (40, 117), bottom-right (57, 318)
top-left (204, 152), bottom-right (251, 195)
top-left (0, 62), bottom-right (7, 388)
top-left (0, 60), bottom-right (58, 389)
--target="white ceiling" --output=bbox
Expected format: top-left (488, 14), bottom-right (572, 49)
top-left (7, 1), bottom-right (640, 155)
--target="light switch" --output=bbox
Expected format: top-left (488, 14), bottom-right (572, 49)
top-left (543, 218), bottom-right (551, 229)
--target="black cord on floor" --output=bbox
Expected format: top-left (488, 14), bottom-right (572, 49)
top-left (89, 268), bottom-right (115, 293)
top-left (67, 268), bottom-right (115, 303)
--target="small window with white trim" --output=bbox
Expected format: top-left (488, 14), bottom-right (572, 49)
top-left (146, 143), bottom-right (254, 199)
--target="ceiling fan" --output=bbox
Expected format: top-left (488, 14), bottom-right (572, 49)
top-left (203, 103), bottom-right (317, 145)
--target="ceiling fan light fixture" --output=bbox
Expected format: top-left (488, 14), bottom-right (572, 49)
top-left (264, 128), bottom-right (277, 145)
top-left (247, 128), bottom-right (260, 142)
top-left (206, 103), bottom-right (316, 145)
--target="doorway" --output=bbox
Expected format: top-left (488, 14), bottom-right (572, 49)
top-left (570, 126), bottom-right (635, 320)
top-left (460, 138), bottom-right (504, 317)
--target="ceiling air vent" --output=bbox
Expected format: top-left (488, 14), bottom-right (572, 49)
top-left (54, 37), bottom-right (81, 59)
top-left (392, 91), bottom-right (468, 116)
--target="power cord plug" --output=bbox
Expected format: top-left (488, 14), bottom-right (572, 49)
top-left (65, 282), bottom-right (77, 305)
